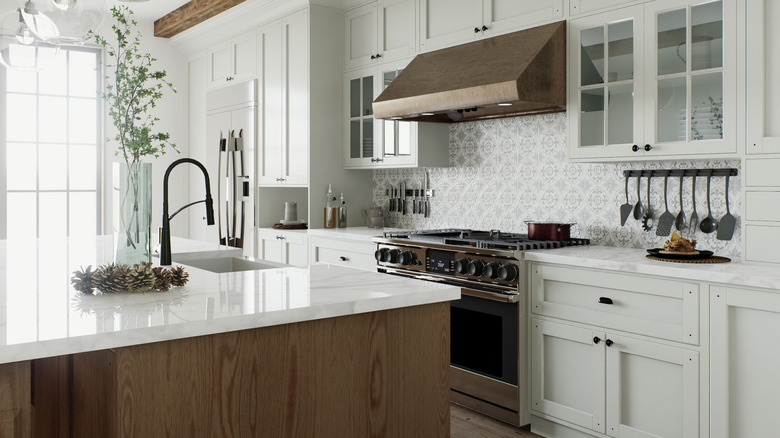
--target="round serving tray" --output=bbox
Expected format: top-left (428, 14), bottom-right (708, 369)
top-left (646, 248), bottom-right (713, 260)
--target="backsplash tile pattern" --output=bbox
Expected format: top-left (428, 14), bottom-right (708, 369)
top-left (373, 112), bottom-right (743, 259)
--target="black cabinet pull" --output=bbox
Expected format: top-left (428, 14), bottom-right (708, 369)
top-left (598, 297), bottom-right (613, 305)
top-left (474, 27), bottom-right (481, 33)
top-left (481, 25), bottom-right (488, 31)
top-left (376, 53), bottom-right (381, 58)
top-left (632, 144), bottom-right (639, 152)
top-left (370, 55), bottom-right (376, 59)
top-left (644, 144), bottom-right (652, 151)
top-left (593, 336), bottom-right (601, 344)
top-left (339, 256), bottom-right (347, 261)
top-left (605, 339), bottom-right (614, 347)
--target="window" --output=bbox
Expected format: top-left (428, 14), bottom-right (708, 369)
top-left (1, 46), bottom-right (102, 240)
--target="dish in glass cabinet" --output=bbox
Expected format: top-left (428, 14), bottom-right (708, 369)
top-left (647, 248), bottom-right (714, 260)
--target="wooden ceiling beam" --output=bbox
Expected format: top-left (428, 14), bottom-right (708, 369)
top-left (154, 0), bottom-right (248, 39)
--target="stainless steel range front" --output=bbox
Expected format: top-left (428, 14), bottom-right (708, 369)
top-left (374, 229), bottom-right (589, 426)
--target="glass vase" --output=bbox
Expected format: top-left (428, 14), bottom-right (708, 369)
top-left (113, 162), bottom-right (152, 266)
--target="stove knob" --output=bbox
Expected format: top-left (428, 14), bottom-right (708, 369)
top-left (498, 264), bottom-right (518, 281)
top-left (384, 249), bottom-right (400, 263)
top-left (455, 258), bottom-right (471, 274)
top-left (467, 260), bottom-right (485, 276)
top-left (398, 251), bottom-right (416, 266)
top-left (483, 262), bottom-right (500, 279)
top-left (375, 248), bottom-right (388, 261)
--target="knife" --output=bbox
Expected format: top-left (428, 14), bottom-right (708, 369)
top-left (401, 181), bottom-right (406, 215)
top-left (424, 172), bottom-right (430, 218)
top-left (389, 185), bottom-right (395, 212)
top-left (412, 184), bottom-right (417, 214)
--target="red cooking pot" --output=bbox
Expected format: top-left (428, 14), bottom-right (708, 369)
top-left (525, 222), bottom-right (577, 241)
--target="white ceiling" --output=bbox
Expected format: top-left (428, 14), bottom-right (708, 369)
top-left (106, 0), bottom-right (190, 21)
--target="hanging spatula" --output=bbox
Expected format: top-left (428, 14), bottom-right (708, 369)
top-left (717, 174), bottom-right (736, 240)
top-left (620, 174), bottom-right (633, 226)
top-left (656, 175), bottom-right (675, 236)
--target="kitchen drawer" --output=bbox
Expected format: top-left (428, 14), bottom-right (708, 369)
top-left (530, 264), bottom-right (699, 344)
top-left (310, 237), bottom-right (376, 271)
top-left (745, 159), bottom-right (780, 188)
top-left (745, 225), bottom-right (780, 263)
top-left (745, 192), bottom-right (780, 222)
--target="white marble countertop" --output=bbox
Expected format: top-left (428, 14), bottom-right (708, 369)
top-left (0, 236), bottom-right (458, 365)
top-left (524, 245), bottom-right (780, 290)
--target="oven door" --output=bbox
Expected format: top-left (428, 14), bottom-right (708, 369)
top-left (451, 290), bottom-right (519, 385)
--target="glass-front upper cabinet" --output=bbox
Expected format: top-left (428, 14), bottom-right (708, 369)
top-left (380, 65), bottom-right (413, 164)
top-left (569, 0), bottom-right (737, 161)
top-left (345, 67), bottom-right (376, 167)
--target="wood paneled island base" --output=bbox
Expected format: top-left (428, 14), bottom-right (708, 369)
top-left (11, 302), bottom-right (450, 437)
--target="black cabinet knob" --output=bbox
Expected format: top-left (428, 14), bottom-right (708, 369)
top-left (376, 53), bottom-right (381, 58)
top-left (467, 260), bottom-right (485, 276)
top-left (481, 25), bottom-right (488, 31)
top-left (593, 336), bottom-right (601, 344)
top-left (483, 262), bottom-right (499, 279)
top-left (339, 256), bottom-right (347, 261)
top-left (632, 144), bottom-right (639, 152)
top-left (605, 339), bottom-right (614, 347)
top-left (498, 264), bottom-right (518, 281)
top-left (370, 55), bottom-right (376, 59)
top-left (474, 27), bottom-right (481, 33)
top-left (644, 144), bottom-right (652, 151)
top-left (598, 297), bottom-right (613, 305)
top-left (375, 248), bottom-right (388, 261)
top-left (454, 258), bottom-right (471, 274)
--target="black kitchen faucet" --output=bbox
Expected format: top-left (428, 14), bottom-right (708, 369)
top-left (160, 158), bottom-right (215, 265)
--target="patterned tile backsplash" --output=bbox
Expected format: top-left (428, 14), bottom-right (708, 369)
top-left (373, 112), bottom-right (742, 259)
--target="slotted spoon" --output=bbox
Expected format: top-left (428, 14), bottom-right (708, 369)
top-left (656, 175), bottom-right (675, 236)
top-left (620, 174), bottom-right (632, 226)
top-left (717, 174), bottom-right (736, 240)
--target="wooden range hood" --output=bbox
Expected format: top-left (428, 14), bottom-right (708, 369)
top-left (373, 21), bottom-right (566, 123)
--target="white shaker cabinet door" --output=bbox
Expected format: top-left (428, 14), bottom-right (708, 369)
top-left (207, 42), bottom-right (231, 87)
top-left (711, 286), bottom-right (780, 438)
top-left (345, 2), bottom-right (378, 70)
top-left (482, 0), bottom-right (563, 37)
top-left (378, 0), bottom-right (416, 62)
top-left (419, 0), bottom-right (482, 52)
top-left (257, 21), bottom-right (283, 185)
top-left (281, 9), bottom-right (309, 186)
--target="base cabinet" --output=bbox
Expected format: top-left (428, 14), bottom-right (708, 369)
top-left (711, 286), bottom-right (780, 437)
top-left (257, 229), bottom-right (308, 266)
top-left (531, 319), bottom-right (699, 438)
top-left (309, 236), bottom-right (376, 271)
top-left (0, 361), bottom-right (31, 437)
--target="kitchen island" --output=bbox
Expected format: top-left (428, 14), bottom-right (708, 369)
top-left (0, 237), bottom-right (459, 437)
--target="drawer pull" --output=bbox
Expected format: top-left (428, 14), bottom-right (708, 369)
top-left (598, 297), bottom-right (613, 305)
top-left (339, 256), bottom-right (348, 261)
top-left (593, 336), bottom-right (601, 345)
top-left (605, 339), bottom-right (614, 347)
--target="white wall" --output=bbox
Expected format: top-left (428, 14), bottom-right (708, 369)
top-left (98, 18), bottom-right (189, 240)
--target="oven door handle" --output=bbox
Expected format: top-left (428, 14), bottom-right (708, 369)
top-left (461, 288), bottom-right (520, 303)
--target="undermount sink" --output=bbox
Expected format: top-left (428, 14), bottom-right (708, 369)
top-left (177, 256), bottom-right (282, 273)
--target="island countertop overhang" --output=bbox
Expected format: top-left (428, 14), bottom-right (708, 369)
top-left (0, 236), bottom-right (460, 365)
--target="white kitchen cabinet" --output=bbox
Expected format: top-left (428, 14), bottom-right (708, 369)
top-left (746, 0), bottom-right (780, 154)
top-left (710, 286), bottom-right (780, 438)
top-left (531, 319), bottom-right (700, 438)
top-left (569, 0), bottom-right (642, 17)
top-left (345, 0), bottom-right (415, 71)
top-left (257, 229), bottom-right (308, 266)
top-left (418, 0), bottom-right (563, 52)
top-left (568, 0), bottom-right (738, 161)
top-left (343, 58), bottom-right (449, 169)
top-left (530, 263), bottom-right (703, 437)
top-left (309, 236), bottom-right (377, 271)
top-left (206, 30), bottom-right (257, 89)
top-left (257, 10), bottom-right (309, 186)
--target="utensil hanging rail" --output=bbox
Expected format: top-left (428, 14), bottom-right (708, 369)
top-left (622, 168), bottom-right (738, 178)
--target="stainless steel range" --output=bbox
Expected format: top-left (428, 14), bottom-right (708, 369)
top-left (373, 229), bottom-right (589, 426)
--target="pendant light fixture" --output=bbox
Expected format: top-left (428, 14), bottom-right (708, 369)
top-left (0, 6), bottom-right (59, 72)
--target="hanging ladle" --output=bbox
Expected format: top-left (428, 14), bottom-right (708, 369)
top-left (675, 175), bottom-right (686, 231)
top-left (699, 174), bottom-right (718, 233)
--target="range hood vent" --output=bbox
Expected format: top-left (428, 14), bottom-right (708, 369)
top-left (373, 21), bottom-right (566, 123)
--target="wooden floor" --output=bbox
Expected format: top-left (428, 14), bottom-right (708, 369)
top-left (450, 403), bottom-right (543, 438)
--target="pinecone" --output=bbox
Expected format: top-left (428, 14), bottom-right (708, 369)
top-left (152, 267), bottom-right (173, 292)
top-left (125, 263), bottom-right (156, 293)
top-left (71, 266), bottom-right (96, 295)
top-left (170, 266), bottom-right (189, 287)
top-left (93, 263), bottom-right (130, 294)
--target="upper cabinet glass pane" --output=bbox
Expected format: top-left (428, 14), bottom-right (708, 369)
top-left (607, 20), bottom-right (633, 82)
top-left (580, 88), bottom-right (604, 146)
top-left (691, 72), bottom-right (723, 140)
top-left (691, 0), bottom-right (722, 71)
top-left (581, 27), bottom-right (604, 86)
top-left (362, 75), bottom-right (373, 116)
top-left (349, 78), bottom-right (360, 118)
top-left (657, 8), bottom-right (686, 75)
top-left (657, 76), bottom-right (687, 142)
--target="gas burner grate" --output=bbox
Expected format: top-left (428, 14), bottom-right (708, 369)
top-left (383, 229), bottom-right (590, 251)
